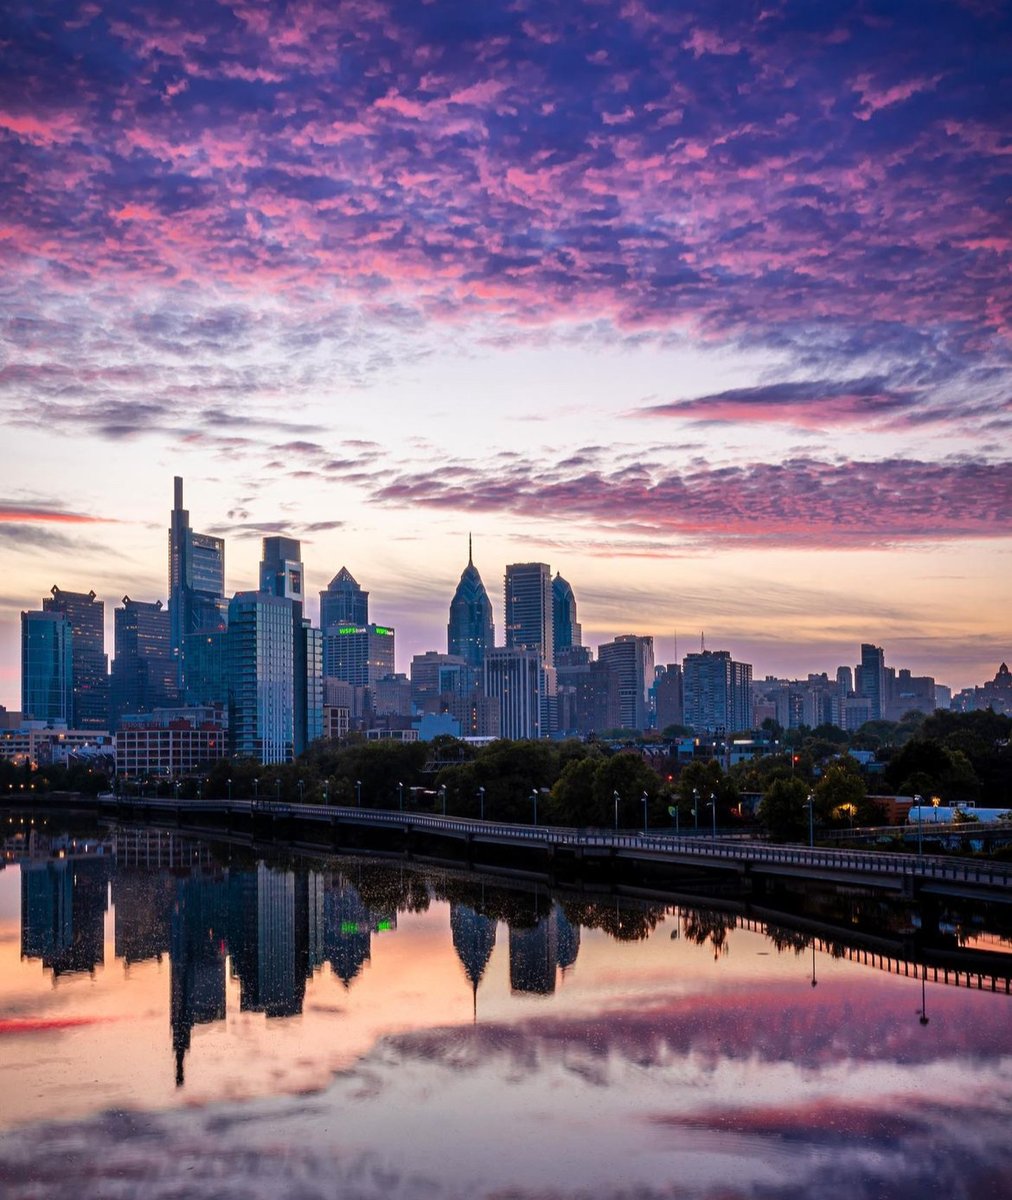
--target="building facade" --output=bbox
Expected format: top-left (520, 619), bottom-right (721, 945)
top-left (42, 586), bottom-right (109, 730)
top-left (551, 573), bottom-right (581, 659)
top-left (319, 567), bottom-right (368, 629)
top-left (682, 649), bottom-right (753, 733)
top-left (323, 624), bottom-right (395, 689)
top-left (597, 635), bottom-right (654, 733)
top-left (227, 592), bottom-right (297, 764)
top-left (20, 611), bottom-right (73, 725)
top-left (447, 540), bottom-right (494, 668)
top-left (111, 597), bottom-right (177, 729)
top-left (504, 563), bottom-right (553, 666)
top-left (168, 477), bottom-right (226, 693)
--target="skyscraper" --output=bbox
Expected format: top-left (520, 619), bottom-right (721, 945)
top-left (504, 562), bottom-right (553, 665)
top-left (682, 649), bottom-right (753, 733)
top-left (110, 597), bottom-right (177, 728)
top-left (598, 635), bottom-right (654, 732)
top-left (319, 567), bottom-right (368, 629)
top-left (552, 573), bottom-right (581, 658)
top-left (227, 591), bottom-right (297, 764)
top-left (447, 538), bottom-right (494, 668)
top-left (858, 644), bottom-right (886, 721)
top-left (42, 586), bottom-right (108, 729)
top-left (20, 610), bottom-right (73, 724)
top-left (323, 624), bottom-right (395, 689)
top-left (258, 537), bottom-right (322, 755)
top-left (168, 477), bottom-right (226, 692)
top-left (484, 647), bottom-right (554, 739)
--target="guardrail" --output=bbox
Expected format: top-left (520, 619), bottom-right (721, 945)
top-left (98, 795), bottom-right (1012, 891)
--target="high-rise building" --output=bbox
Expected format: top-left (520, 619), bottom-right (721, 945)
top-left (20, 610), bottom-right (73, 724)
top-left (323, 624), bottom-right (395, 689)
top-left (504, 563), bottom-right (553, 666)
top-left (556, 656), bottom-right (621, 737)
top-left (598, 635), bottom-right (654, 732)
top-left (42, 586), bottom-right (108, 729)
top-left (258, 537), bottom-right (322, 754)
top-left (259, 537), bottom-right (304, 603)
top-left (654, 664), bottom-right (684, 732)
top-left (858, 644), bottom-right (886, 721)
top-left (110, 597), bottom-right (177, 728)
top-left (227, 591), bottom-right (297, 764)
top-left (168, 477), bottom-right (226, 692)
top-left (484, 647), bottom-right (555, 739)
top-left (552, 573), bottom-right (581, 658)
top-left (447, 539), bottom-right (494, 668)
top-left (319, 568), bottom-right (368, 629)
top-left (682, 649), bottom-right (753, 733)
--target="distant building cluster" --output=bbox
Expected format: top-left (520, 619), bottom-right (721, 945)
top-left (8, 476), bottom-right (1007, 772)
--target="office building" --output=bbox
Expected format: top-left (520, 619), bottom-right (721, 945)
top-left (42, 586), bottom-right (109, 730)
top-left (552, 573), bottom-right (581, 657)
top-left (110, 597), bottom-right (177, 728)
top-left (319, 567), bottom-right (368, 629)
top-left (654, 664), bottom-right (684, 732)
top-left (447, 539), bottom-right (494, 668)
top-left (682, 649), bottom-right (753, 733)
top-left (20, 610), bottom-right (73, 724)
top-left (168, 477), bottom-right (226, 692)
top-left (323, 624), bottom-right (395, 689)
top-left (504, 563), bottom-right (553, 666)
top-left (858, 643), bottom-right (886, 721)
top-left (598, 635), bottom-right (654, 733)
top-left (484, 647), bottom-right (555, 739)
top-left (556, 656), bottom-right (621, 736)
top-left (258, 537), bottom-right (322, 754)
top-left (116, 706), bottom-right (228, 778)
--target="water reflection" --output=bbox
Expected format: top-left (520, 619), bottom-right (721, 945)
top-left (2, 815), bottom-right (1012, 1199)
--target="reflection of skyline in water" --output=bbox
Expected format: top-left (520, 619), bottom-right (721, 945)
top-left (4, 819), bottom-right (1012, 1200)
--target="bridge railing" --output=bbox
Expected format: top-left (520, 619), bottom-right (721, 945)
top-left (97, 795), bottom-right (1012, 889)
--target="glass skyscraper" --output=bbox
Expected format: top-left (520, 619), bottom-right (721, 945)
top-left (20, 610), bottom-right (73, 724)
top-left (319, 567), bottom-right (368, 629)
top-left (504, 562), bottom-right (553, 665)
top-left (447, 538), bottom-right (494, 668)
top-left (42, 586), bottom-right (109, 729)
top-left (169, 477), bottom-right (226, 692)
top-left (110, 597), bottom-right (178, 728)
top-left (227, 591), bottom-right (296, 764)
top-left (552, 573), bottom-right (581, 659)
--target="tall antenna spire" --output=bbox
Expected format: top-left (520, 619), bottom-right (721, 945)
top-left (701, 630), bottom-right (705, 653)
top-left (468, 532), bottom-right (473, 566)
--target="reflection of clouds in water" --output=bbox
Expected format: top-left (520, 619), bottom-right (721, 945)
top-left (2, 1099), bottom-right (1012, 1200)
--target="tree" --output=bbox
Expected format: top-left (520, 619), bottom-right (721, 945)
top-left (758, 777), bottom-right (810, 841)
top-left (813, 757), bottom-right (867, 827)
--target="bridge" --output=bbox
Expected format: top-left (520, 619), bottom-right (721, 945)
top-left (84, 794), bottom-right (1012, 904)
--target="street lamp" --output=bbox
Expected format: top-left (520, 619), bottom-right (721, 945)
top-left (692, 788), bottom-right (700, 832)
top-left (398, 781), bottom-right (404, 811)
top-left (298, 779), bottom-right (305, 804)
top-left (439, 785), bottom-right (447, 815)
top-left (530, 789), bottom-right (538, 826)
top-left (478, 786), bottom-right (485, 821)
top-left (253, 778), bottom-right (259, 804)
top-left (708, 793), bottom-right (716, 840)
top-left (355, 779), bottom-right (362, 807)
top-left (323, 779), bottom-right (329, 805)
top-left (919, 969), bottom-right (929, 1026)
top-left (275, 778), bottom-right (281, 805)
top-left (641, 791), bottom-right (649, 835)
top-left (227, 777), bottom-right (232, 803)
top-left (613, 790), bottom-right (620, 831)
top-left (805, 791), bottom-right (814, 848)
top-left (914, 793), bottom-right (923, 856)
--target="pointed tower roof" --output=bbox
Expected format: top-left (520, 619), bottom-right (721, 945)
top-left (327, 566), bottom-right (360, 589)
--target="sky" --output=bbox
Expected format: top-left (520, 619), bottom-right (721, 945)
top-left (1, 0), bottom-right (1009, 707)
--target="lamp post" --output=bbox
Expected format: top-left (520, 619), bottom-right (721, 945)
top-left (811, 941), bottom-right (818, 988)
top-left (323, 779), bottom-right (329, 805)
top-left (398, 781), bottom-right (404, 811)
top-left (806, 791), bottom-right (814, 848)
top-left (692, 788), bottom-right (699, 832)
top-left (439, 785), bottom-right (447, 815)
top-left (613, 790), bottom-right (620, 831)
top-left (641, 791), bottom-right (649, 835)
top-left (478, 786), bottom-right (485, 821)
top-left (298, 779), bottom-right (304, 804)
top-left (914, 793), bottom-right (923, 856)
top-left (530, 789), bottom-right (538, 826)
top-left (275, 778), bottom-right (281, 806)
top-left (355, 779), bottom-right (362, 807)
top-left (708, 793), bottom-right (716, 840)
top-left (253, 778), bottom-right (259, 805)
top-left (919, 968), bottom-right (929, 1026)
top-left (227, 777), bottom-right (232, 803)
top-left (173, 780), bottom-right (180, 802)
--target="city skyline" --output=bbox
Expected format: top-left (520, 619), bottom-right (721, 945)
top-left (2, 2), bottom-right (1009, 704)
